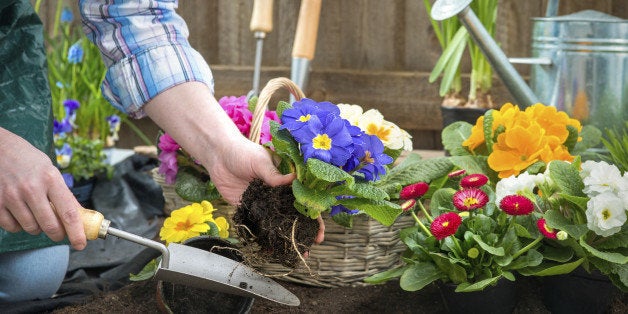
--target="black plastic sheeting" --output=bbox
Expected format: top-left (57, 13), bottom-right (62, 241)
top-left (4, 154), bottom-right (166, 314)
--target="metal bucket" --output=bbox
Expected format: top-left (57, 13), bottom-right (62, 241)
top-left (530, 10), bottom-right (628, 131)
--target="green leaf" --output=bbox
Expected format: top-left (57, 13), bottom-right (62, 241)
top-left (292, 180), bottom-right (337, 219)
top-left (429, 26), bottom-right (467, 83)
top-left (174, 170), bottom-right (220, 202)
top-left (429, 252), bottom-right (467, 284)
top-left (364, 265), bottom-right (409, 284)
top-left (595, 228), bottom-right (628, 250)
top-left (331, 212), bottom-right (354, 228)
top-left (376, 157), bottom-right (454, 194)
top-left (206, 221), bottom-right (220, 237)
top-left (518, 258), bottom-right (584, 277)
top-left (306, 158), bottom-right (354, 186)
top-left (549, 161), bottom-right (586, 197)
top-left (399, 262), bottom-right (445, 292)
top-left (455, 276), bottom-right (501, 292)
top-left (541, 245), bottom-right (574, 263)
top-left (544, 209), bottom-right (589, 239)
top-left (441, 122), bottom-right (473, 156)
top-left (580, 240), bottom-right (628, 264)
top-left (572, 125), bottom-right (603, 155)
top-left (276, 100), bottom-right (291, 118)
top-left (129, 258), bottom-right (159, 281)
top-left (508, 249), bottom-right (543, 270)
top-left (472, 234), bottom-right (505, 256)
top-left (337, 198), bottom-right (402, 226)
top-left (329, 182), bottom-right (389, 201)
top-left (449, 155), bottom-right (490, 176)
top-left (483, 109), bottom-right (495, 154)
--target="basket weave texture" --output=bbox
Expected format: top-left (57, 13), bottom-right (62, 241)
top-left (152, 77), bottom-right (414, 287)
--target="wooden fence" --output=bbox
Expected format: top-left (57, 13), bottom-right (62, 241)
top-left (35, 0), bottom-right (627, 149)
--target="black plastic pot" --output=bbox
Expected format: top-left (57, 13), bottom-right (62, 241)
top-left (441, 106), bottom-right (489, 129)
top-left (540, 267), bottom-right (620, 314)
top-left (156, 236), bottom-right (254, 314)
top-left (437, 278), bottom-right (517, 314)
top-left (70, 177), bottom-right (95, 208)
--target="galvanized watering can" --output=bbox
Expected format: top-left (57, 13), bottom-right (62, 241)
top-left (431, 0), bottom-right (628, 131)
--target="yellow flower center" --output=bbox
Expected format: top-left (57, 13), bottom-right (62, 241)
top-left (175, 220), bottom-right (194, 231)
top-left (313, 134), bottom-right (332, 150)
top-left (366, 124), bottom-right (391, 142)
top-left (602, 209), bottom-right (611, 220)
top-left (299, 114), bottom-right (311, 122)
top-left (363, 151), bottom-right (374, 164)
top-left (464, 197), bottom-right (479, 207)
top-left (442, 221), bottom-right (450, 227)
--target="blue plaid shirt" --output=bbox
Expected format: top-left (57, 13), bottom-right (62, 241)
top-left (79, 0), bottom-right (214, 118)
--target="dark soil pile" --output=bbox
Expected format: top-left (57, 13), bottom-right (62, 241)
top-left (234, 179), bottom-right (319, 267)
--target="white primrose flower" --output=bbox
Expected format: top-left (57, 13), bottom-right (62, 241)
top-left (581, 160), bottom-right (623, 196)
top-left (495, 172), bottom-right (539, 204)
top-left (337, 104), bottom-right (364, 126)
top-left (585, 192), bottom-right (626, 237)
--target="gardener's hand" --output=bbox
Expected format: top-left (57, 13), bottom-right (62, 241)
top-left (0, 127), bottom-right (87, 250)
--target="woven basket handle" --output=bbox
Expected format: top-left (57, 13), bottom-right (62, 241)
top-left (248, 77), bottom-right (305, 143)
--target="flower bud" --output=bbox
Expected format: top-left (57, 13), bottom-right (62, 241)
top-left (400, 199), bottom-right (416, 211)
top-left (448, 169), bottom-right (466, 179)
top-left (556, 231), bottom-right (568, 241)
top-left (467, 247), bottom-right (479, 259)
top-left (400, 182), bottom-right (429, 200)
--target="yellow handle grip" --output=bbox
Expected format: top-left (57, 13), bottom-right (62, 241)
top-left (291, 0), bottom-right (322, 60)
top-left (250, 0), bottom-right (274, 33)
top-left (79, 207), bottom-right (108, 240)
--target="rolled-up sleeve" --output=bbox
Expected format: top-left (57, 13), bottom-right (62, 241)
top-left (79, 0), bottom-right (214, 118)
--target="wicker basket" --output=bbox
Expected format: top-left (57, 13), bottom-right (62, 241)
top-left (246, 77), bottom-right (415, 287)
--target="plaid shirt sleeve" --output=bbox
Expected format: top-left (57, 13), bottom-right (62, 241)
top-left (79, 0), bottom-right (214, 118)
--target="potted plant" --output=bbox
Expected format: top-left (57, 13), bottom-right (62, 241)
top-left (424, 0), bottom-right (499, 127)
top-left (365, 103), bottom-right (617, 312)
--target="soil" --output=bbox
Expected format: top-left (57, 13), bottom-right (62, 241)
top-left (234, 179), bottom-right (319, 267)
top-left (51, 275), bottom-right (627, 314)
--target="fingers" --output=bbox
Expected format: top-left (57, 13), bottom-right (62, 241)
top-left (315, 215), bottom-right (325, 244)
top-left (48, 189), bottom-right (87, 251)
top-left (0, 206), bottom-right (21, 233)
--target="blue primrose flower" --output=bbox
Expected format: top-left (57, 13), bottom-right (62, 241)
top-left (347, 134), bottom-right (393, 181)
top-left (67, 42), bottom-right (84, 64)
top-left (106, 114), bottom-right (121, 132)
top-left (294, 113), bottom-right (354, 167)
top-left (330, 204), bottom-right (359, 217)
top-left (63, 99), bottom-right (80, 114)
top-left (280, 98), bottom-right (339, 135)
top-left (60, 7), bottom-right (74, 23)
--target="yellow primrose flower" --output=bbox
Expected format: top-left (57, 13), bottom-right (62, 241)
top-left (488, 123), bottom-right (550, 178)
top-left (213, 216), bottom-right (230, 238)
top-left (159, 202), bottom-right (213, 244)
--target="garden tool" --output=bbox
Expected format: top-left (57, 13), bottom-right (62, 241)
top-left (79, 207), bottom-right (300, 306)
top-left (290, 0), bottom-right (322, 103)
top-left (247, 0), bottom-right (274, 99)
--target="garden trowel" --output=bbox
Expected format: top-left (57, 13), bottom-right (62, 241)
top-left (79, 208), bottom-right (300, 306)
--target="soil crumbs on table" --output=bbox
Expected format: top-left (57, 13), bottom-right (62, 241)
top-left (52, 276), bottom-right (627, 313)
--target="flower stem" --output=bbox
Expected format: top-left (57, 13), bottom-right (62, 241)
top-left (417, 200), bottom-right (433, 223)
top-left (452, 236), bottom-right (465, 258)
top-left (512, 236), bottom-right (543, 260)
top-left (410, 209), bottom-right (433, 237)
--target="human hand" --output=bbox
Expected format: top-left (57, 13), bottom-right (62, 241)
top-left (0, 128), bottom-right (86, 250)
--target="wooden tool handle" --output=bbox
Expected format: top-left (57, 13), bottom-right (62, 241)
top-left (250, 0), bottom-right (274, 33)
top-left (291, 0), bottom-right (322, 60)
top-left (79, 207), bottom-right (108, 240)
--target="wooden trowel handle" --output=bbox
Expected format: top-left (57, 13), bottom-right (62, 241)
top-left (292, 0), bottom-right (322, 60)
top-left (250, 0), bottom-right (274, 33)
top-left (79, 207), bottom-right (110, 240)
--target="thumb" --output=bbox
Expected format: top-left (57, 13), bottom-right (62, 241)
top-left (260, 165), bottom-right (296, 187)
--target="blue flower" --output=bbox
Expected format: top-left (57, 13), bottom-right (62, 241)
top-left (293, 113), bottom-right (354, 167)
top-left (330, 204), bottom-right (359, 217)
top-left (60, 7), bottom-right (73, 23)
top-left (348, 134), bottom-right (392, 181)
top-left (106, 114), bottom-right (121, 132)
top-left (63, 99), bottom-right (80, 114)
top-left (280, 98), bottom-right (339, 135)
top-left (67, 42), bottom-right (84, 64)
top-left (55, 143), bottom-right (73, 169)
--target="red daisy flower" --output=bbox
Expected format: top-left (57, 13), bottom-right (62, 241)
top-left (460, 174), bottom-right (489, 189)
top-left (430, 212), bottom-right (462, 240)
top-left (448, 169), bottom-right (466, 178)
top-left (537, 218), bottom-right (557, 239)
top-left (400, 199), bottom-right (416, 212)
top-left (500, 195), bottom-right (535, 216)
top-left (452, 188), bottom-right (488, 211)
top-left (400, 182), bottom-right (429, 200)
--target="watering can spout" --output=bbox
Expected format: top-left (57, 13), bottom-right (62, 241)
top-left (431, 0), bottom-right (541, 108)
